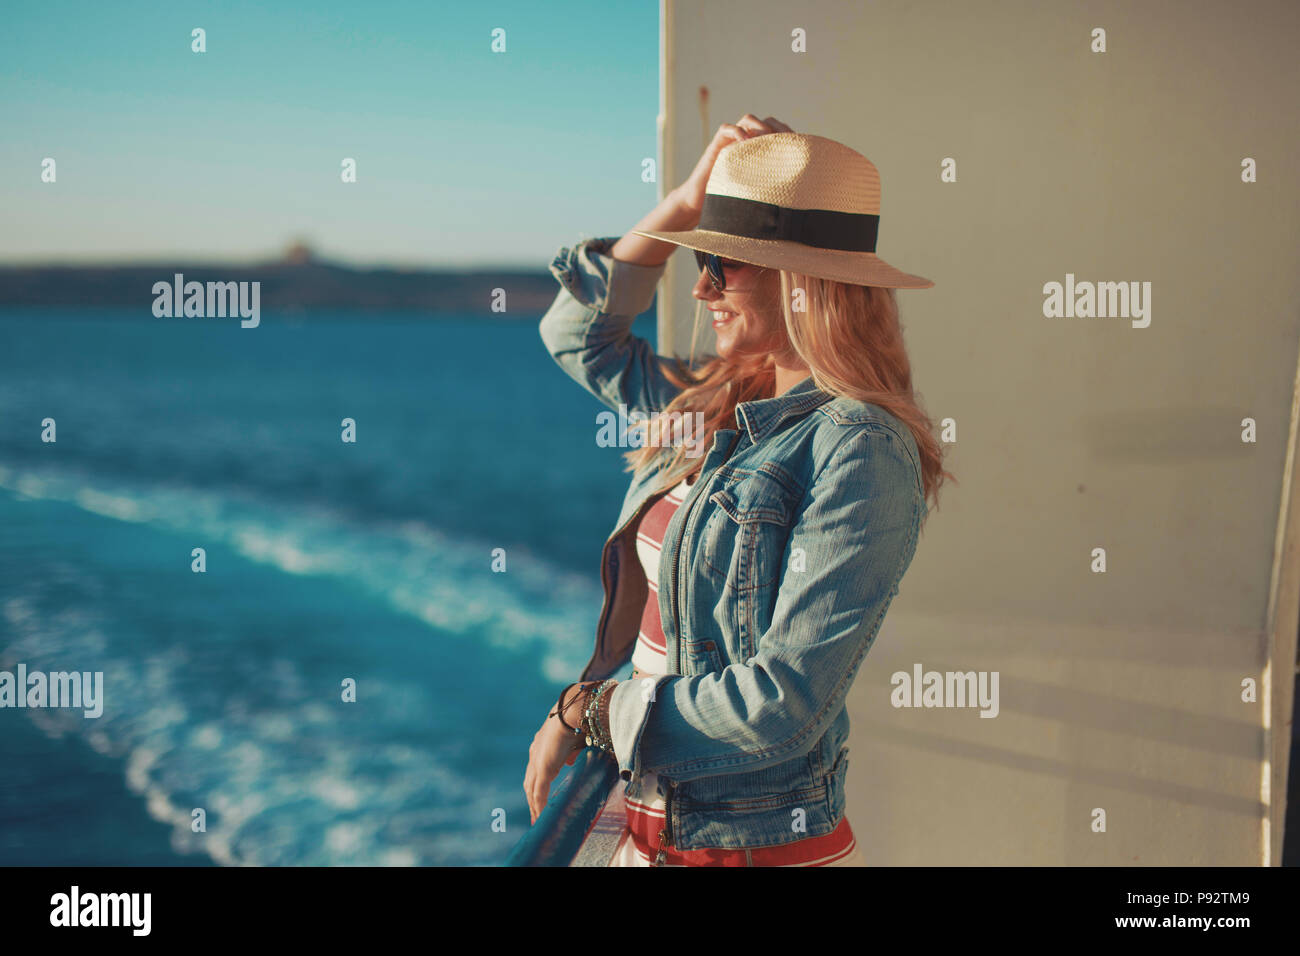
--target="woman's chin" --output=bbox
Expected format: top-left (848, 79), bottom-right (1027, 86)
top-left (715, 335), bottom-right (763, 360)
top-left (713, 332), bottom-right (739, 357)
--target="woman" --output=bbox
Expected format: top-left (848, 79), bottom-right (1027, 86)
top-left (525, 115), bottom-right (953, 866)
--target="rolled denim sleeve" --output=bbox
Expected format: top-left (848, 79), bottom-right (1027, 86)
top-left (607, 424), bottom-right (925, 784)
top-left (539, 235), bottom-right (682, 414)
top-left (608, 674), bottom-right (673, 780)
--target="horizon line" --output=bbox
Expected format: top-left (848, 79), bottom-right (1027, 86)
top-left (0, 253), bottom-right (555, 274)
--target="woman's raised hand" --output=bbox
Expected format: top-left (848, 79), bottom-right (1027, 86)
top-left (613, 115), bottom-right (794, 267)
top-left (674, 114), bottom-right (795, 220)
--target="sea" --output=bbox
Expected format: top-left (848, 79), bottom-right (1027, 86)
top-left (0, 306), bottom-right (657, 866)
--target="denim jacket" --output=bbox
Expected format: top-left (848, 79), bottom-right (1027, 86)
top-left (539, 235), bottom-right (927, 853)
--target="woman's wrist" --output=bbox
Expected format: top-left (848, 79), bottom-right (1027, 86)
top-left (560, 681), bottom-right (592, 730)
top-left (667, 184), bottom-right (703, 218)
top-left (609, 189), bottom-right (701, 268)
top-left (583, 680), bottom-right (616, 753)
top-left (560, 679), bottom-right (618, 754)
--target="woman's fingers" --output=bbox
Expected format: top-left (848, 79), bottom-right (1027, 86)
top-left (525, 720), bottom-right (569, 825)
top-left (737, 113), bottom-right (792, 135)
top-left (713, 114), bottom-right (792, 164)
top-left (533, 779), bottom-right (549, 825)
top-left (525, 731), bottom-right (545, 823)
top-left (527, 761), bottom-right (563, 824)
top-left (524, 750), bottom-right (535, 822)
top-left (527, 772), bottom-right (544, 825)
top-left (734, 114), bottom-right (794, 137)
top-left (715, 122), bottom-right (749, 148)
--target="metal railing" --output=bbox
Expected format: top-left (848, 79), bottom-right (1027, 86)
top-left (504, 746), bottom-right (621, 866)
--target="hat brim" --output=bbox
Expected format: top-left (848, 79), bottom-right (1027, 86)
top-left (630, 228), bottom-right (934, 290)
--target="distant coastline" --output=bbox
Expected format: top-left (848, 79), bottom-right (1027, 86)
top-left (0, 244), bottom-right (568, 317)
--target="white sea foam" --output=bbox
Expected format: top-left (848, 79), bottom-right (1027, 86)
top-left (0, 460), bottom-right (605, 865)
top-left (75, 488), bottom-right (147, 522)
top-left (5, 596), bottom-right (524, 865)
top-left (0, 462), bottom-right (600, 682)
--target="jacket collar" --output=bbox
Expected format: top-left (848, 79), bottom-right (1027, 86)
top-left (734, 375), bottom-right (834, 444)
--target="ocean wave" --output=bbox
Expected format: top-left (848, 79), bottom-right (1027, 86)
top-left (2, 593), bottom-right (543, 866)
top-left (0, 461), bottom-right (601, 682)
top-left (0, 460), bottom-right (607, 865)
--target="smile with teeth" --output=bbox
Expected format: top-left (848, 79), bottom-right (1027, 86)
top-left (711, 310), bottom-right (738, 326)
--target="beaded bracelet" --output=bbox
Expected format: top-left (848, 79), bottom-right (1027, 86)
top-left (580, 682), bottom-right (602, 748)
top-left (589, 682), bottom-right (614, 752)
top-left (596, 680), bottom-right (615, 748)
top-left (581, 679), bottom-right (617, 752)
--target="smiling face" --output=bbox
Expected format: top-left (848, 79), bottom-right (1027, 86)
top-left (691, 256), bottom-right (791, 360)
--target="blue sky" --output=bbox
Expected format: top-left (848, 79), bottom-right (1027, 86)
top-left (0, 1), bottom-right (660, 267)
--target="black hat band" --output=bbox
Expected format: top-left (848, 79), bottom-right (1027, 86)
top-left (696, 193), bottom-right (879, 253)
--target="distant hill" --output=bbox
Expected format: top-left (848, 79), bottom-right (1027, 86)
top-left (0, 251), bottom-right (571, 317)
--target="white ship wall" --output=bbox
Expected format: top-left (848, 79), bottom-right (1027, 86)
top-left (652, 0), bottom-right (1300, 865)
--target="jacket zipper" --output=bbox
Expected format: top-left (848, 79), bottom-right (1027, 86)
top-left (654, 779), bottom-right (675, 865)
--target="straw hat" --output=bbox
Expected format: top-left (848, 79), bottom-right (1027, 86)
top-left (633, 132), bottom-right (933, 290)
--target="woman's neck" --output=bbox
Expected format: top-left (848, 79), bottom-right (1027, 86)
top-left (775, 364), bottom-right (811, 396)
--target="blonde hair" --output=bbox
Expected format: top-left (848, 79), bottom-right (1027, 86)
top-left (623, 267), bottom-right (954, 523)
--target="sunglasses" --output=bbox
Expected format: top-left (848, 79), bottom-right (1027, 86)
top-left (693, 250), bottom-right (744, 292)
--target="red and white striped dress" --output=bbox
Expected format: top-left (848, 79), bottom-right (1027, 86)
top-left (587, 475), bottom-right (864, 867)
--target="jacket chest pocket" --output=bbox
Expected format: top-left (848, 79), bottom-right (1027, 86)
top-left (700, 475), bottom-right (796, 595)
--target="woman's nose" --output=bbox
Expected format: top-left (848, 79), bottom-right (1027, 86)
top-left (691, 268), bottom-right (720, 300)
